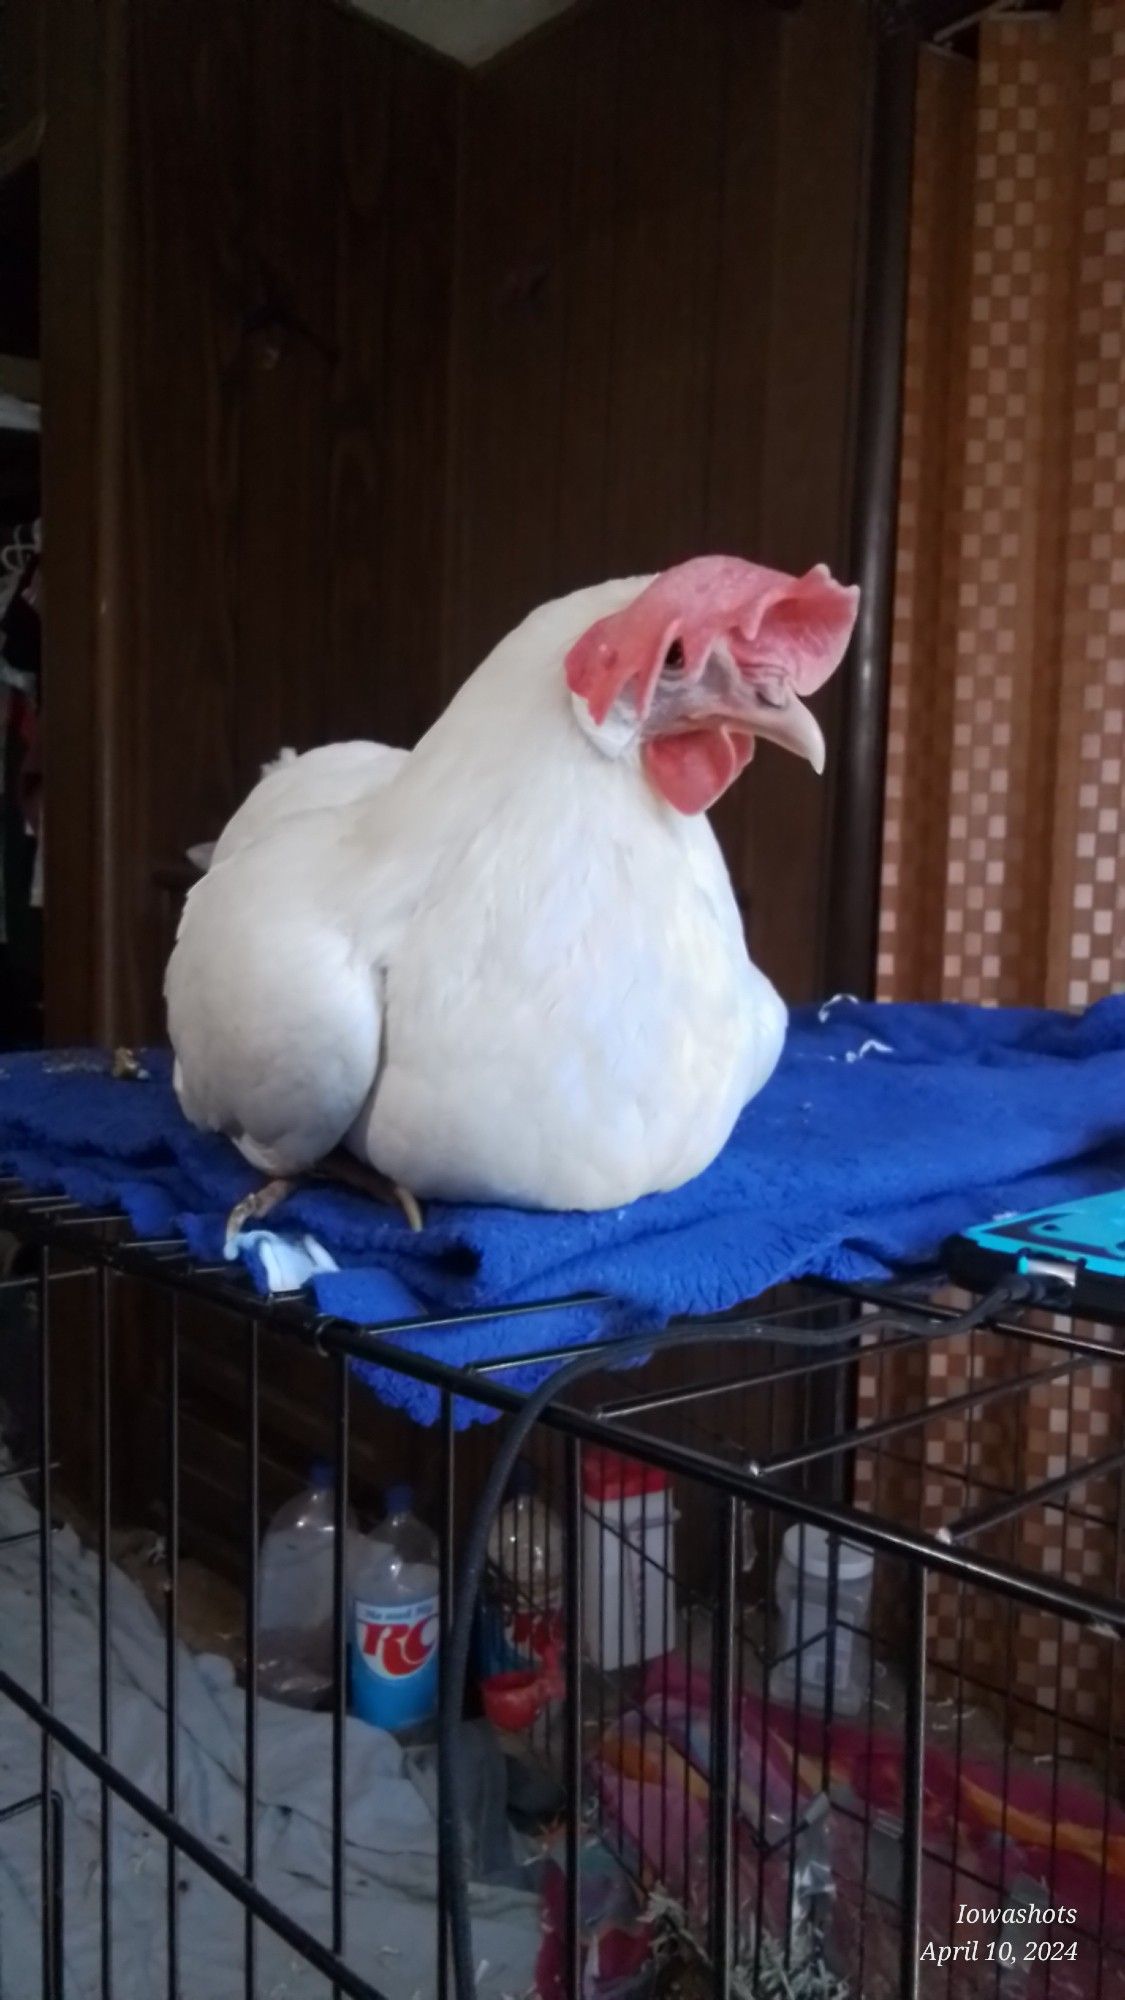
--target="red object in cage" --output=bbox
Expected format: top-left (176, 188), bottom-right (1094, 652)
top-left (481, 1644), bottom-right (564, 1732)
top-left (581, 1447), bottom-right (669, 1502)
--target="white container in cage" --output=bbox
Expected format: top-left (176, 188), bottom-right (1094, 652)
top-left (582, 1448), bottom-right (678, 1670)
top-left (774, 1522), bottom-right (873, 1714)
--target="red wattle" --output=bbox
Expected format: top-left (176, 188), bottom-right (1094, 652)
top-left (642, 727), bottom-right (754, 815)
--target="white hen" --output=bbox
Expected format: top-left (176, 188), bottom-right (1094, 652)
top-left (166, 557), bottom-right (857, 1216)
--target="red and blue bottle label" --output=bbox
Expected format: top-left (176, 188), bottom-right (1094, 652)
top-left (350, 1594), bottom-right (440, 1731)
top-left (475, 1591), bottom-right (563, 1680)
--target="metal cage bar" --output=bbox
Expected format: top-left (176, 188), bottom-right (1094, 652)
top-left (1, 1188), bottom-right (1124, 2000)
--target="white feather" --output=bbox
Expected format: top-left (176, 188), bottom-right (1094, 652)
top-left (166, 580), bottom-right (787, 1208)
top-left (210, 740), bottom-right (408, 867)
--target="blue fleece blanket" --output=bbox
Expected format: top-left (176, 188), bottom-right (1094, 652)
top-left (1, 997), bottom-right (1124, 1424)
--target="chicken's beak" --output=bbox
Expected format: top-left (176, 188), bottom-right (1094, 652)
top-left (732, 683), bottom-right (826, 774)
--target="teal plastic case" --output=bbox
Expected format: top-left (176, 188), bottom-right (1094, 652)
top-left (945, 1189), bottom-right (1125, 1324)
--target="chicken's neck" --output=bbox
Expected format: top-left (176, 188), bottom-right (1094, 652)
top-left (347, 598), bottom-right (722, 942)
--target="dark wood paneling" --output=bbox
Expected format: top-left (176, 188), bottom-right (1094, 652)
top-left (450, 0), bottom-right (731, 659)
top-left (234, 0), bottom-right (339, 775)
top-left (232, 7), bottom-right (459, 767)
top-left (722, 0), bottom-right (869, 999)
top-left (705, 0), bottom-right (785, 932)
top-left (596, 0), bottom-right (726, 570)
top-left (700, 3), bottom-right (782, 560)
top-left (114, 0), bottom-right (250, 1036)
top-left (447, 14), bottom-right (580, 668)
top-left (324, 10), bottom-right (396, 735)
top-left (361, 38), bottom-right (459, 747)
top-left (41, 0), bottom-right (127, 1044)
top-left (537, 6), bottom-right (626, 605)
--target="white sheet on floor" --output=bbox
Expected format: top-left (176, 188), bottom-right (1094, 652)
top-left (0, 1476), bottom-right (541, 1999)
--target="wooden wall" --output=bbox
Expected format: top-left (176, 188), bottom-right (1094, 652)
top-left (44, 0), bottom-right (870, 1046)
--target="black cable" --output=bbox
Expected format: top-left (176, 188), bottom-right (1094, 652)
top-left (438, 1274), bottom-right (1066, 1994)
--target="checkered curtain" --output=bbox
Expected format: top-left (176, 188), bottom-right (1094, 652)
top-left (871, 2), bottom-right (1125, 1743)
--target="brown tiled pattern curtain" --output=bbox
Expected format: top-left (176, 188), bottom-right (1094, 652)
top-left (869, 3), bottom-right (1125, 1751)
top-left (880, 3), bottom-right (1125, 1008)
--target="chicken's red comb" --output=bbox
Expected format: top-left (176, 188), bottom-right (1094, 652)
top-left (565, 555), bottom-right (859, 725)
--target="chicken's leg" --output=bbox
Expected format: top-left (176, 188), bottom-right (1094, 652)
top-left (313, 1149), bottom-right (424, 1233)
top-left (225, 1151), bottom-right (423, 1248)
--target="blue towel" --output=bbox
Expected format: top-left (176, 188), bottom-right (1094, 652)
top-left (1, 997), bottom-right (1123, 1425)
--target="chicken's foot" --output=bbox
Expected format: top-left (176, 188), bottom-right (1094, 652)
top-left (225, 1178), bottom-right (296, 1246)
top-left (225, 1153), bottom-right (423, 1248)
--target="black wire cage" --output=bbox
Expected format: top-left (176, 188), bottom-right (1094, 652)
top-left (2, 1182), bottom-right (1124, 2000)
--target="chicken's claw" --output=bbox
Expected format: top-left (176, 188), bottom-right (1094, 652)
top-left (225, 1177), bottom-right (295, 1248)
top-left (393, 1185), bottom-right (424, 1234)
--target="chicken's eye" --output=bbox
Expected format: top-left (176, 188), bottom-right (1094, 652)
top-left (661, 641), bottom-right (687, 680)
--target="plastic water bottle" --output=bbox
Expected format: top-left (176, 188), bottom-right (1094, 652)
top-left (350, 1486), bottom-right (441, 1737)
top-left (774, 1523), bottom-right (874, 1715)
top-left (581, 1448), bottom-right (678, 1670)
top-left (477, 1459), bottom-right (564, 1680)
top-left (257, 1461), bottom-right (353, 1708)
